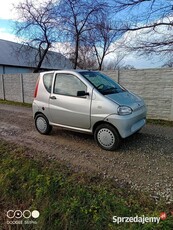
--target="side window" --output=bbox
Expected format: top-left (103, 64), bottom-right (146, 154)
top-left (53, 73), bottom-right (87, 96)
top-left (43, 73), bottom-right (53, 93)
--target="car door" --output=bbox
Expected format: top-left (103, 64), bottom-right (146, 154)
top-left (49, 72), bottom-right (91, 129)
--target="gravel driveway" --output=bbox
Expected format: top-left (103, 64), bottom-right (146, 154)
top-left (0, 104), bottom-right (173, 203)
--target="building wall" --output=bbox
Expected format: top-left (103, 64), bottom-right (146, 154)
top-left (0, 73), bottom-right (38, 103)
top-left (0, 69), bottom-right (173, 121)
top-left (0, 66), bottom-right (4, 74)
top-left (0, 65), bottom-right (34, 74)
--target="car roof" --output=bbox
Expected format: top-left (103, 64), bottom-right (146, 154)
top-left (40, 69), bottom-right (96, 75)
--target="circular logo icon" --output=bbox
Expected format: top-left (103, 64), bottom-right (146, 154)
top-left (7, 210), bottom-right (15, 219)
top-left (6, 210), bottom-right (39, 219)
top-left (32, 210), bottom-right (40, 219)
top-left (23, 210), bottom-right (31, 219)
top-left (15, 210), bottom-right (22, 219)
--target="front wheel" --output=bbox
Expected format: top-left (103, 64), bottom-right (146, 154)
top-left (35, 114), bottom-right (52, 135)
top-left (94, 124), bottom-right (120, 151)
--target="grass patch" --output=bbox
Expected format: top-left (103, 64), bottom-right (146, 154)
top-left (147, 119), bottom-right (173, 127)
top-left (0, 99), bottom-right (32, 107)
top-left (0, 139), bottom-right (173, 230)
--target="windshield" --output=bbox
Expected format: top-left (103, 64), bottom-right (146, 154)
top-left (80, 71), bottom-right (126, 95)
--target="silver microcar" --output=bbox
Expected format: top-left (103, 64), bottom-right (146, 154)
top-left (32, 70), bottom-right (146, 150)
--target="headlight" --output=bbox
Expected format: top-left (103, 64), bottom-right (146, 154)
top-left (117, 106), bottom-right (132, 115)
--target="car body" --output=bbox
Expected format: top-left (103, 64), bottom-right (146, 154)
top-left (32, 70), bottom-right (147, 150)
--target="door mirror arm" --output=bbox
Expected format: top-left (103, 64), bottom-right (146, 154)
top-left (77, 91), bottom-right (89, 97)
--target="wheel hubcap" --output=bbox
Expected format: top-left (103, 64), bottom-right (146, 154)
top-left (97, 128), bottom-right (115, 148)
top-left (36, 117), bottom-right (47, 133)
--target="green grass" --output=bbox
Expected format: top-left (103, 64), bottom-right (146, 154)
top-left (0, 99), bottom-right (32, 107)
top-left (147, 119), bottom-right (173, 127)
top-left (0, 140), bottom-right (173, 230)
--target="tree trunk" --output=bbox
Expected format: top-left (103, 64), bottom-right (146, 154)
top-left (74, 35), bottom-right (79, 69)
top-left (33, 44), bottom-right (50, 73)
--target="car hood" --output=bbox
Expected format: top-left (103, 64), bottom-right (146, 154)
top-left (105, 91), bottom-right (145, 111)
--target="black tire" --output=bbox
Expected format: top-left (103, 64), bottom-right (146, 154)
top-left (35, 114), bottom-right (52, 135)
top-left (94, 123), bottom-right (120, 151)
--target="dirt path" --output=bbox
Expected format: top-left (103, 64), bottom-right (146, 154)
top-left (0, 104), bottom-right (173, 203)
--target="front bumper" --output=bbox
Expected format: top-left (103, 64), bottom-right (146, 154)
top-left (105, 106), bottom-right (147, 138)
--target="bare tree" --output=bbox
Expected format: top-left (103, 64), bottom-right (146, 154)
top-left (14, 0), bottom-right (60, 72)
top-left (104, 52), bottom-right (126, 70)
top-left (162, 58), bottom-right (173, 68)
top-left (121, 64), bottom-right (135, 70)
top-left (112, 0), bottom-right (173, 59)
top-left (76, 45), bottom-right (97, 69)
top-left (58, 0), bottom-right (108, 69)
top-left (89, 15), bottom-right (122, 70)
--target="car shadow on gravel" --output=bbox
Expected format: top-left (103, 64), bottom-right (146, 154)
top-left (51, 127), bottom-right (95, 147)
top-left (121, 131), bottom-right (173, 155)
top-left (50, 127), bottom-right (173, 155)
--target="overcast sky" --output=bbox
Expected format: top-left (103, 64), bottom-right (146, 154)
top-left (0, 0), bottom-right (16, 20)
top-left (0, 0), bottom-right (164, 69)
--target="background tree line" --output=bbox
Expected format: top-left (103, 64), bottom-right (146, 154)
top-left (14, 0), bottom-right (173, 72)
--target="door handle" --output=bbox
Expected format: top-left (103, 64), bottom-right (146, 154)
top-left (50, 96), bottom-right (57, 100)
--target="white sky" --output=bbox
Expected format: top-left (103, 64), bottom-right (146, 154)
top-left (0, 0), bottom-right (47, 20)
top-left (0, 0), bottom-right (21, 43)
top-left (0, 0), bottom-right (18, 20)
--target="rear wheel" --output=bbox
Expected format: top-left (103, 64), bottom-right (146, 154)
top-left (35, 114), bottom-right (52, 135)
top-left (94, 123), bottom-right (120, 151)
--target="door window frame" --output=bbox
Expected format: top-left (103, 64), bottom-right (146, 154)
top-left (53, 73), bottom-right (87, 97)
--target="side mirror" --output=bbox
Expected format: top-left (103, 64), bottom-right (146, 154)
top-left (77, 91), bottom-right (89, 97)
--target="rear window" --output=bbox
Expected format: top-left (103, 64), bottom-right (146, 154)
top-left (43, 73), bottom-right (53, 93)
